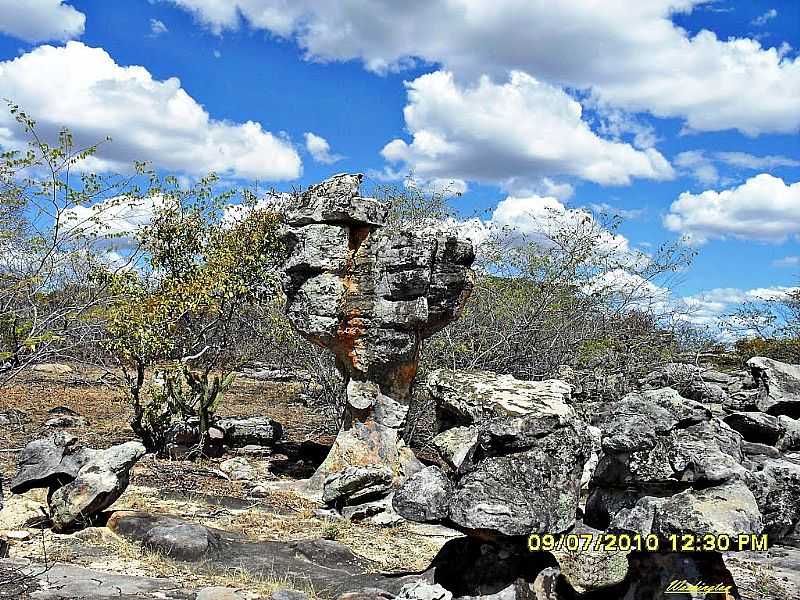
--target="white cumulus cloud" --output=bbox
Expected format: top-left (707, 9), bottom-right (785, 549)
top-left (0, 42), bottom-right (302, 180)
top-left (0, 0), bottom-right (85, 42)
top-left (304, 132), bottom-right (344, 164)
top-left (381, 71), bottom-right (674, 189)
top-left (166, 0), bottom-right (800, 135)
top-left (664, 174), bottom-right (800, 243)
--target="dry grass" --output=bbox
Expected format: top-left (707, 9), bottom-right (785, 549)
top-left (222, 507), bottom-right (441, 573)
top-left (1, 365), bottom-right (443, 595)
top-left (47, 530), bottom-right (323, 599)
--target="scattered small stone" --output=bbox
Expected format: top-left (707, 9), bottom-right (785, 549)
top-left (397, 581), bottom-right (451, 600)
top-left (0, 409), bottom-right (29, 426)
top-left (220, 457), bottom-right (256, 481)
top-left (336, 589), bottom-right (395, 600)
top-left (1, 530), bottom-right (31, 542)
top-left (271, 590), bottom-right (310, 600)
top-left (313, 508), bottom-right (345, 521)
top-left (196, 586), bottom-right (256, 600)
top-left (32, 363), bottom-right (73, 375)
top-left (45, 415), bottom-right (88, 428)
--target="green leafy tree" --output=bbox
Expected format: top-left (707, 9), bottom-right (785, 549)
top-left (97, 178), bottom-right (286, 455)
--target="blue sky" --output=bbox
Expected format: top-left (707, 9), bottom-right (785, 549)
top-left (0, 0), bottom-right (798, 328)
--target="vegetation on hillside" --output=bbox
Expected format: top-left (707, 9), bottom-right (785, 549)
top-left (1, 105), bottom-right (794, 452)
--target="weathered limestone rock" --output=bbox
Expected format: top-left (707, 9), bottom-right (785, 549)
top-left (748, 356), bottom-right (800, 416)
top-left (778, 415), bottom-right (800, 451)
top-left (430, 426), bottom-right (479, 472)
top-left (724, 411), bottom-right (785, 446)
top-left (216, 415), bottom-right (283, 448)
top-left (639, 362), bottom-right (702, 389)
top-left (427, 369), bottom-right (573, 430)
top-left (610, 480), bottom-right (762, 538)
top-left (550, 522), bottom-right (628, 594)
top-left (9, 434), bottom-right (145, 532)
top-left (280, 174), bottom-right (475, 489)
top-left (392, 466), bottom-right (453, 523)
top-left (745, 456), bottom-right (800, 545)
top-left (50, 441), bottom-right (145, 532)
top-left (593, 387), bottom-right (710, 453)
top-left (9, 431), bottom-right (89, 494)
top-left (447, 417), bottom-right (591, 536)
top-left (413, 369), bottom-right (592, 537)
top-left (322, 465), bottom-right (394, 506)
top-left (585, 388), bottom-right (758, 536)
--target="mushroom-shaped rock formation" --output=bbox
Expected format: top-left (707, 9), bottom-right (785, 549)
top-left (281, 174), bottom-right (475, 489)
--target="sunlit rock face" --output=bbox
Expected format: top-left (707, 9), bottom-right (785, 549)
top-left (281, 173), bottom-right (475, 487)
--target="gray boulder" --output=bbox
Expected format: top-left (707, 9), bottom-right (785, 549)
top-left (448, 417), bottom-right (591, 536)
top-left (593, 387), bottom-right (710, 453)
top-left (215, 416), bottom-right (282, 448)
top-left (684, 379), bottom-right (728, 404)
top-left (639, 362), bottom-right (702, 389)
top-left (745, 456), bottom-right (800, 544)
top-left (9, 431), bottom-right (90, 494)
top-left (392, 466), bottom-right (452, 523)
top-left (586, 388), bottom-right (757, 535)
top-left (748, 356), bottom-right (800, 416)
top-left (611, 480), bottom-right (762, 538)
top-left (323, 465), bottom-right (394, 506)
top-left (594, 418), bottom-right (745, 486)
top-left (724, 411), bottom-right (784, 446)
top-left (430, 426), bottom-right (478, 472)
top-left (49, 440), bottom-right (146, 532)
top-left (778, 415), bottom-right (800, 451)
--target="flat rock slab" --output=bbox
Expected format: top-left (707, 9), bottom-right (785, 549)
top-left (107, 512), bottom-right (425, 596)
top-left (0, 559), bottom-right (194, 599)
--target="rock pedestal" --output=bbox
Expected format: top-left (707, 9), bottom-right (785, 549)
top-left (280, 174), bottom-right (475, 490)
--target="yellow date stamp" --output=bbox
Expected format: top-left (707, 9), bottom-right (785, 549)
top-left (527, 532), bottom-right (769, 553)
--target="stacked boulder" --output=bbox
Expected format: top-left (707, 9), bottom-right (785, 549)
top-left (8, 432), bottom-right (144, 532)
top-left (393, 369), bottom-right (594, 598)
top-left (733, 357), bottom-right (800, 546)
top-left (408, 369), bottom-right (593, 537)
top-left (634, 356), bottom-right (800, 547)
top-left (280, 173), bottom-right (476, 507)
top-left (584, 387), bottom-right (762, 538)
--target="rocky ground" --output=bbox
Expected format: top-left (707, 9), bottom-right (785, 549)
top-left (2, 361), bottom-right (799, 600)
top-left (0, 366), bottom-right (456, 599)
